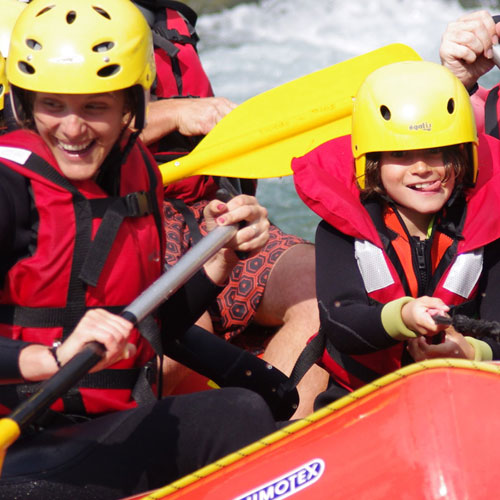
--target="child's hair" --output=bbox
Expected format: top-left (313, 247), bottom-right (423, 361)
top-left (351, 61), bottom-right (479, 190)
top-left (360, 144), bottom-right (473, 201)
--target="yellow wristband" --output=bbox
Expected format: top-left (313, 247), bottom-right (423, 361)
top-left (464, 337), bottom-right (493, 361)
top-left (381, 297), bottom-right (418, 341)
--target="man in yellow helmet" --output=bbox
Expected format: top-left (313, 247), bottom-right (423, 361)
top-left (0, 0), bottom-right (277, 497)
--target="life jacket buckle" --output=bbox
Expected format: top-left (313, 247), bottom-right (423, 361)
top-left (125, 191), bottom-right (152, 217)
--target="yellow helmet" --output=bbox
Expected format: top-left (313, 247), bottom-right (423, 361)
top-left (0, 54), bottom-right (6, 110)
top-left (7, 0), bottom-right (155, 94)
top-left (0, 0), bottom-right (27, 58)
top-left (352, 60), bottom-right (478, 189)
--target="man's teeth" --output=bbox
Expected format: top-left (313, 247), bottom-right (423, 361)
top-left (59, 141), bottom-right (92, 152)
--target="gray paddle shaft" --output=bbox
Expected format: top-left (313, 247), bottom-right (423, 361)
top-left (124, 224), bottom-right (237, 323)
top-left (493, 44), bottom-right (500, 69)
top-left (2, 225), bottom-right (238, 436)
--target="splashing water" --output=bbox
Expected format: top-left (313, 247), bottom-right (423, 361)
top-left (196, 0), bottom-right (499, 240)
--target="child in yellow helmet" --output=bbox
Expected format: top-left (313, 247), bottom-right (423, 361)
top-left (293, 60), bottom-right (500, 406)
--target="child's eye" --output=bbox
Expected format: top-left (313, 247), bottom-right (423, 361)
top-left (426, 148), bottom-right (442, 155)
top-left (41, 99), bottom-right (63, 111)
top-left (390, 151), bottom-right (405, 158)
top-left (86, 103), bottom-right (108, 112)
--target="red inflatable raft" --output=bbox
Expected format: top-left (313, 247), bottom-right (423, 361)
top-left (124, 359), bottom-right (500, 500)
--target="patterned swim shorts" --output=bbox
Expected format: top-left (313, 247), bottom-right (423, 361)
top-left (163, 198), bottom-right (306, 347)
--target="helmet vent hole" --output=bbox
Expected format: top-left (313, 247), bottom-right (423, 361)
top-left (380, 105), bottom-right (391, 121)
top-left (93, 7), bottom-right (111, 20)
top-left (35, 6), bottom-right (54, 17)
top-left (97, 64), bottom-right (120, 78)
top-left (18, 61), bottom-right (35, 75)
top-left (93, 42), bottom-right (115, 53)
top-left (26, 39), bottom-right (42, 51)
top-left (447, 98), bottom-right (455, 114)
top-left (66, 11), bottom-right (76, 24)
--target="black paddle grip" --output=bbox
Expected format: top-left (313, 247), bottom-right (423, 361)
top-left (9, 342), bottom-right (105, 430)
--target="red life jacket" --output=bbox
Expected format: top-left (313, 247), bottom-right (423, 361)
top-left (0, 130), bottom-right (165, 416)
top-left (147, 2), bottom-right (257, 202)
top-left (293, 133), bottom-right (500, 391)
top-left (147, 2), bottom-right (221, 202)
top-left (152, 4), bottom-right (213, 99)
top-left (476, 17), bottom-right (500, 137)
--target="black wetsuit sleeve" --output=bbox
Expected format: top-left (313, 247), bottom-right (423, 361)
top-left (0, 338), bottom-right (31, 379)
top-left (0, 163), bottom-right (33, 379)
top-left (476, 238), bottom-right (500, 359)
top-left (0, 167), bottom-right (20, 257)
top-left (158, 268), bottom-right (224, 342)
top-left (316, 220), bottom-right (399, 354)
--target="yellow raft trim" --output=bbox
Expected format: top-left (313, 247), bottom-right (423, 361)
top-left (139, 359), bottom-right (500, 499)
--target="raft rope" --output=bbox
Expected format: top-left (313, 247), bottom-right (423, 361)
top-left (448, 314), bottom-right (500, 342)
top-left (137, 358), bottom-right (500, 499)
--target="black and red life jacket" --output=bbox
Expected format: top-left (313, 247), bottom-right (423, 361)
top-left (134, 0), bottom-right (223, 202)
top-left (0, 130), bottom-right (164, 416)
top-left (149, 1), bottom-right (213, 99)
top-left (475, 16), bottom-right (500, 139)
top-left (138, 1), bottom-right (255, 249)
top-left (292, 133), bottom-right (500, 391)
top-left (479, 84), bottom-right (500, 140)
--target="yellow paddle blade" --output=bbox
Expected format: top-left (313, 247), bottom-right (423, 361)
top-left (160, 43), bottom-right (421, 185)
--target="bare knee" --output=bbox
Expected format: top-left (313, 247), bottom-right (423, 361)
top-left (255, 243), bottom-right (317, 326)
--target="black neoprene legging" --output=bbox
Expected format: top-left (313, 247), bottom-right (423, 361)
top-left (0, 388), bottom-right (277, 500)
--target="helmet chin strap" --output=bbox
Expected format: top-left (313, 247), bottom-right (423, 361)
top-left (133, 88), bottom-right (148, 131)
top-left (9, 89), bottom-right (23, 127)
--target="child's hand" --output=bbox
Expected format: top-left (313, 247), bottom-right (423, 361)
top-left (401, 296), bottom-right (450, 336)
top-left (407, 327), bottom-right (475, 361)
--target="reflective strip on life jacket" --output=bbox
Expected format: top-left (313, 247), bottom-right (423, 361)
top-left (442, 248), bottom-right (483, 299)
top-left (354, 239), bottom-right (395, 293)
top-left (0, 145), bottom-right (31, 164)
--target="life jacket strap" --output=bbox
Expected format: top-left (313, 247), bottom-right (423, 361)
top-left (277, 331), bottom-right (325, 398)
top-left (165, 198), bottom-right (204, 244)
top-left (485, 86), bottom-right (500, 139)
top-left (79, 192), bottom-right (156, 288)
top-left (0, 304), bottom-right (122, 328)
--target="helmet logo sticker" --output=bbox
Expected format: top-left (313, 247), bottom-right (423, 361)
top-left (409, 122), bottom-right (432, 132)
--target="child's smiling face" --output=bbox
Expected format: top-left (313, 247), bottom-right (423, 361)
top-left (380, 148), bottom-right (455, 231)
